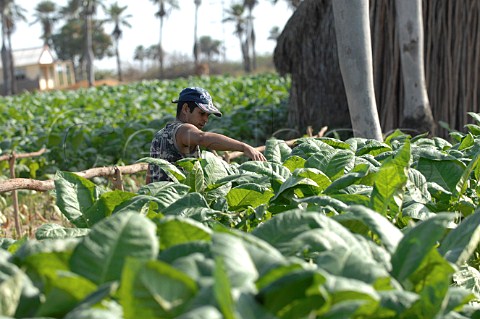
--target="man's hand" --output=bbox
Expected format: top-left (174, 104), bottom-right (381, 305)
top-left (243, 144), bottom-right (267, 161)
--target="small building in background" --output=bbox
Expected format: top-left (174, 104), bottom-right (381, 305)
top-left (0, 45), bottom-right (75, 93)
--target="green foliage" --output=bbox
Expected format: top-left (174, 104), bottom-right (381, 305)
top-left (0, 73), bottom-right (290, 177)
top-left (6, 96), bottom-right (480, 318)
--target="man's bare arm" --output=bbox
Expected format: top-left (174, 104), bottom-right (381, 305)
top-left (177, 123), bottom-right (266, 161)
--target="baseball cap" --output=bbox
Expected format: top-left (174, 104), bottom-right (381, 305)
top-left (172, 87), bottom-right (222, 117)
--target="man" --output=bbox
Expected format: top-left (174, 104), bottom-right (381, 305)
top-left (147, 87), bottom-right (266, 183)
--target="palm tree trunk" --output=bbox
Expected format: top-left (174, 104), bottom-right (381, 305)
top-left (159, 16), bottom-right (164, 78)
top-left (0, 10), bottom-right (11, 96)
top-left (241, 37), bottom-right (251, 72)
top-left (115, 39), bottom-right (122, 82)
top-left (395, 0), bottom-right (435, 135)
top-left (247, 9), bottom-right (255, 70)
top-left (85, 13), bottom-right (95, 87)
top-left (251, 27), bottom-right (256, 70)
top-left (193, 3), bottom-right (199, 66)
top-left (332, 0), bottom-right (382, 140)
top-left (7, 29), bottom-right (16, 94)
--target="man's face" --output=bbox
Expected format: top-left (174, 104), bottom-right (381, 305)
top-left (185, 106), bottom-right (210, 130)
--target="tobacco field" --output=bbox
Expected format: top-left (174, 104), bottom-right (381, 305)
top-left (1, 75), bottom-right (480, 318)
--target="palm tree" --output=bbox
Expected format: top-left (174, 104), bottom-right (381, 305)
top-left (198, 36), bottom-right (221, 62)
top-left (104, 2), bottom-right (131, 82)
top-left (0, 0), bottom-right (25, 95)
top-left (149, 0), bottom-right (179, 78)
top-left (270, 0), bottom-right (303, 10)
top-left (5, 1), bottom-right (25, 94)
top-left (193, 0), bottom-right (201, 66)
top-left (268, 26), bottom-right (280, 41)
top-left (59, 0), bottom-right (82, 18)
top-left (146, 44), bottom-right (160, 67)
top-left (395, 0), bottom-right (435, 134)
top-left (133, 45), bottom-right (146, 72)
top-left (223, 4), bottom-right (250, 72)
top-left (0, 0), bottom-right (12, 95)
top-left (243, 0), bottom-right (257, 70)
top-left (331, 0), bottom-right (382, 140)
top-left (61, 0), bottom-right (105, 87)
top-left (82, 0), bottom-right (104, 87)
top-left (31, 0), bottom-right (58, 46)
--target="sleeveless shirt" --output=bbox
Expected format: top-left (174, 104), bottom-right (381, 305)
top-left (149, 121), bottom-right (200, 182)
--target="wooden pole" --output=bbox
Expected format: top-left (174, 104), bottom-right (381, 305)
top-left (8, 152), bottom-right (22, 237)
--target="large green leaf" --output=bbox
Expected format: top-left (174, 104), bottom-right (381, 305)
top-left (308, 232), bottom-right (391, 284)
top-left (453, 266), bottom-right (480, 300)
top-left (235, 293), bottom-right (279, 319)
top-left (455, 153), bottom-right (480, 198)
top-left (133, 182), bottom-right (190, 212)
top-left (138, 181), bottom-right (190, 199)
top-left (295, 196), bottom-right (349, 214)
top-left (12, 238), bottom-right (79, 265)
top-left (137, 157), bottom-right (186, 182)
top-left (404, 168), bottom-right (431, 204)
top-left (0, 260), bottom-right (24, 317)
top-left (35, 271), bottom-right (97, 318)
top-left (252, 210), bottom-right (366, 259)
top-left (401, 249), bottom-right (455, 318)
top-left (159, 241), bottom-right (212, 265)
top-left (226, 183), bottom-right (274, 210)
top-left (291, 138), bottom-right (334, 158)
top-left (440, 286), bottom-right (476, 317)
top-left (317, 137), bottom-right (352, 150)
top-left (213, 257), bottom-right (236, 319)
top-left (162, 192), bottom-right (210, 215)
top-left (63, 300), bottom-right (123, 319)
top-left (35, 224), bottom-right (90, 240)
top-left (156, 216), bottom-right (212, 250)
top-left (333, 205), bottom-right (403, 254)
top-left (355, 139), bottom-right (392, 156)
top-left (293, 168), bottom-right (332, 192)
top-left (391, 213), bottom-right (455, 283)
top-left (415, 157), bottom-right (465, 193)
top-left (70, 212), bottom-right (158, 285)
top-left (120, 258), bottom-right (197, 319)
top-left (305, 149), bottom-right (355, 181)
top-left (176, 305), bottom-right (223, 319)
top-left (271, 176), bottom-right (321, 202)
top-left (282, 155), bottom-right (306, 173)
top-left (439, 210), bottom-right (480, 265)
top-left (20, 251), bottom-right (72, 299)
top-left (257, 269), bottom-right (328, 318)
top-left (370, 139), bottom-right (410, 215)
top-left (83, 190), bottom-right (137, 226)
top-left (111, 195), bottom-right (162, 216)
top-left (54, 171), bottom-right (99, 228)
top-left (200, 151), bottom-right (233, 186)
top-left (322, 274), bottom-right (381, 317)
top-left (377, 290), bottom-right (419, 316)
top-left (264, 138), bottom-right (292, 164)
top-left (329, 194), bottom-right (371, 207)
top-left (239, 161), bottom-right (291, 181)
top-left (169, 207), bottom-right (224, 224)
top-left (210, 230), bottom-right (290, 292)
top-left (402, 202), bottom-right (435, 221)
top-left (168, 249), bottom-right (215, 285)
top-left (323, 171), bottom-right (368, 195)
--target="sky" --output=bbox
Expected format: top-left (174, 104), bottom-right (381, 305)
top-left (12, 0), bottom-right (293, 71)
